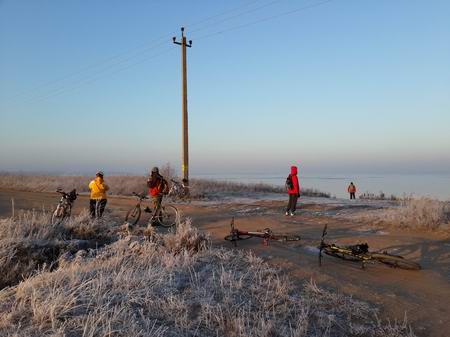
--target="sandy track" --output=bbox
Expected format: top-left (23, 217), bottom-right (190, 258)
top-left (1, 189), bottom-right (449, 337)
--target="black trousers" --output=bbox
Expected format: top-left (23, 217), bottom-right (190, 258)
top-left (90, 199), bottom-right (107, 218)
top-left (286, 194), bottom-right (298, 213)
top-left (350, 192), bottom-right (356, 199)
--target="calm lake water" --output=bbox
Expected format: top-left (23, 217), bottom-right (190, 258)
top-left (193, 173), bottom-right (450, 200)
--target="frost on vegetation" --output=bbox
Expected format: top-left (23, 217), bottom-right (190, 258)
top-left (0, 209), bottom-right (117, 288)
top-left (0, 172), bottom-right (331, 199)
top-left (359, 198), bottom-right (450, 232)
top-left (0, 220), bottom-right (415, 337)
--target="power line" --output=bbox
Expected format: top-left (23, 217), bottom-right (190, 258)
top-left (8, 0), bottom-right (334, 103)
top-left (189, 0), bottom-right (283, 34)
top-left (25, 47), bottom-right (175, 102)
top-left (184, 0), bottom-right (269, 29)
top-left (6, 0), bottom-right (276, 102)
top-left (195, 0), bottom-right (334, 42)
top-left (22, 40), bottom-right (169, 102)
top-left (6, 36), bottom-right (174, 102)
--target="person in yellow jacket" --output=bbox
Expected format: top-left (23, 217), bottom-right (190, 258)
top-left (88, 171), bottom-right (109, 218)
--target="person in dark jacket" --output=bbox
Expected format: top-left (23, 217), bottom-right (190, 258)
top-left (147, 167), bottom-right (168, 218)
top-left (285, 166), bottom-right (300, 216)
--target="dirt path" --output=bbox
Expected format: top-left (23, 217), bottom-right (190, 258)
top-left (1, 189), bottom-right (449, 337)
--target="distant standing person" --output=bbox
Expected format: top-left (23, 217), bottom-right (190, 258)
top-left (147, 167), bottom-right (168, 218)
top-left (285, 166), bottom-right (300, 216)
top-left (88, 171), bottom-right (109, 218)
top-left (348, 182), bottom-right (356, 199)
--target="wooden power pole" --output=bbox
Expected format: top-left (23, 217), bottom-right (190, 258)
top-left (173, 27), bottom-right (192, 189)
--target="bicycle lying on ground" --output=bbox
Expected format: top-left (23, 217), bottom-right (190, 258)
top-left (224, 218), bottom-right (301, 246)
top-left (124, 192), bottom-right (179, 228)
top-left (318, 224), bottom-right (421, 270)
top-left (167, 179), bottom-right (189, 201)
top-left (51, 188), bottom-right (78, 225)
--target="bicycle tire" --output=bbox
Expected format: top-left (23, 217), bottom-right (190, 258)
top-left (224, 234), bottom-right (253, 241)
top-left (157, 205), bottom-right (179, 228)
top-left (370, 253), bottom-right (421, 270)
top-left (275, 235), bottom-right (301, 242)
top-left (323, 247), bottom-right (363, 262)
top-left (51, 205), bottom-right (67, 225)
top-left (125, 205), bottom-right (141, 226)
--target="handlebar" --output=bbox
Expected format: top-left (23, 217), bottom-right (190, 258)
top-left (132, 192), bottom-right (149, 199)
top-left (56, 189), bottom-right (78, 196)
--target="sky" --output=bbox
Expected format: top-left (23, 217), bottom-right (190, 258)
top-left (1, 0), bottom-right (449, 176)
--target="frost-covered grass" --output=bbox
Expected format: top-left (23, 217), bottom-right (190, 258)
top-left (0, 173), bottom-right (330, 198)
top-left (350, 198), bottom-right (450, 232)
top-left (0, 210), bottom-right (117, 289)
top-left (380, 198), bottom-right (450, 231)
top-left (0, 220), bottom-right (415, 337)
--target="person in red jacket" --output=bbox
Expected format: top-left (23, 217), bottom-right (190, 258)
top-left (285, 166), bottom-right (300, 216)
top-left (147, 167), bottom-right (168, 219)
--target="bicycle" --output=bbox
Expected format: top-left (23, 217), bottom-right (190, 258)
top-left (51, 188), bottom-right (78, 225)
top-left (124, 192), bottom-right (179, 228)
top-left (318, 224), bottom-right (421, 270)
top-left (168, 179), bottom-right (190, 201)
top-left (224, 218), bottom-right (301, 246)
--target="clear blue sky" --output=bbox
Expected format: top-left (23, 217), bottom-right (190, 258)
top-left (1, 0), bottom-right (449, 176)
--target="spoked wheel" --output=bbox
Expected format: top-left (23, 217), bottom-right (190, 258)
top-left (224, 217), bottom-right (253, 246)
top-left (155, 205), bottom-right (179, 228)
top-left (277, 235), bottom-right (301, 242)
top-left (318, 224), bottom-right (328, 266)
top-left (125, 205), bottom-right (141, 226)
top-left (323, 248), bottom-right (363, 262)
top-left (51, 205), bottom-right (68, 225)
top-left (371, 253), bottom-right (421, 270)
top-left (224, 233), bottom-right (253, 241)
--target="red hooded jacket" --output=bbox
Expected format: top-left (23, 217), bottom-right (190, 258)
top-left (287, 166), bottom-right (300, 195)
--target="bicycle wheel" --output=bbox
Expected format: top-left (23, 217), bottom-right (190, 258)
top-left (224, 234), bottom-right (253, 241)
top-left (323, 247), bottom-right (362, 262)
top-left (51, 205), bottom-right (67, 225)
top-left (371, 253), bottom-right (421, 270)
top-left (125, 205), bottom-right (141, 226)
top-left (276, 235), bottom-right (301, 242)
top-left (156, 205), bottom-right (179, 228)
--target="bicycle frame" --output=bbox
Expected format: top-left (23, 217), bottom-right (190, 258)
top-left (318, 225), bottom-right (380, 269)
top-left (51, 189), bottom-right (77, 224)
top-left (168, 179), bottom-right (189, 199)
top-left (226, 218), bottom-right (301, 246)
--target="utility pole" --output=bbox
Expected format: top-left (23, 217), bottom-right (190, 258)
top-left (173, 27), bottom-right (192, 191)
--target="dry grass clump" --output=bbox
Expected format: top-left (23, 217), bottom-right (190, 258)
top-left (162, 218), bottom-right (209, 255)
top-left (0, 210), bottom-right (117, 288)
top-left (0, 220), bottom-right (415, 337)
top-left (356, 198), bottom-right (450, 232)
top-left (385, 198), bottom-right (450, 231)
